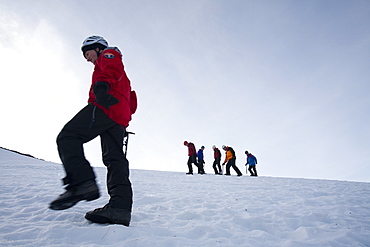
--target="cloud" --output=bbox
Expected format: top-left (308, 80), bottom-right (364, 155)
top-left (0, 10), bottom-right (87, 163)
top-left (0, 0), bottom-right (369, 182)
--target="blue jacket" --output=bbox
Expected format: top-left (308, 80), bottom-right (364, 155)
top-left (246, 154), bottom-right (257, 166)
top-left (197, 149), bottom-right (204, 160)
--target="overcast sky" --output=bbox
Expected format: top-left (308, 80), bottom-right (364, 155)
top-left (0, 0), bottom-right (369, 182)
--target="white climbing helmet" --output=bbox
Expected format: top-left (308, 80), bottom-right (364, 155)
top-left (81, 35), bottom-right (108, 54)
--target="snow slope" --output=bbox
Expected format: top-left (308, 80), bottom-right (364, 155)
top-left (1, 148), bottom-right (369, 246)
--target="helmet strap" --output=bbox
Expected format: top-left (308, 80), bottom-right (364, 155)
top-left (95, 47), bottom-right (102, 57)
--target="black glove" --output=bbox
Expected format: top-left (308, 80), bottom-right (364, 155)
top-left (93, 81), bottom-right (119, 109)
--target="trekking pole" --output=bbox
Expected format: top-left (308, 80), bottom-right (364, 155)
top-left (124, 131), bottom-right (135, 157)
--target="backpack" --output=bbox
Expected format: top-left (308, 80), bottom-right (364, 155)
top-left (228, 147), bottom-right (236, 159)
top-left (130, 90), bottom-right (138, 115)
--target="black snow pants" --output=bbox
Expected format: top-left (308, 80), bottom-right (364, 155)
top-left (225, 158), bottom-right (242, 176)
top-left (198, 159), bottom-right (205, 174)
top-left (56, 104), bottom-right (133, 211)
top-left (187, 154), bottom-right (199, 173)
top-left (213, 157), bottom-right (221, 174)
top-left (248, 165), bottom-right (258, 176)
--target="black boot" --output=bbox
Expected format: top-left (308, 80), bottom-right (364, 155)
top-left (85, 204), bottom-right (131, 226)
top-left (49, 180), bottom-right (100, 210)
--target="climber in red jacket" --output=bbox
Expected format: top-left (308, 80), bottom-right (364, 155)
top-left (49, 35), bottom-right (137, 227)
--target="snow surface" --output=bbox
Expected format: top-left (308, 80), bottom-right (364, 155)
top-left (1, 148), bottom-right (370, 247)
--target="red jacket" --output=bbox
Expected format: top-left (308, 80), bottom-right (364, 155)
top-left (88, 47), bottom-right (132, 127)
top-left (188, 143), bottom-right (197, 156)
top-left (214, 148), bottom-right (221, 159)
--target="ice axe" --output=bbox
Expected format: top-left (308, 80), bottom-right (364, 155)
top-left (123, 131), bottom-right (135, 157)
